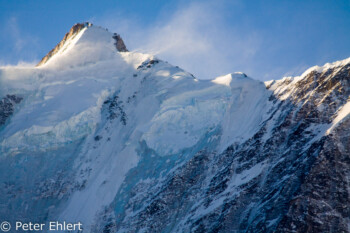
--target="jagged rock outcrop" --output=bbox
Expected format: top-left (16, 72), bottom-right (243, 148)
top-left (113, 33), bottom-right (128, 52)
top-left (0, 94), bottom-right (22, 126)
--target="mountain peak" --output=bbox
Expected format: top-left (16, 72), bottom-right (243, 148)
top-left (36, 22), bottom-right (92, 66)
top-left (36, 22), bottom-right (127, 67)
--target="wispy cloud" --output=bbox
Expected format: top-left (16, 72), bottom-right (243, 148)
top-left (6, 17), bottom-right (26, 52)
top-left (96, 1), bottom-right (262, 80)
top-left (0, 16), bottom-right (39, 65)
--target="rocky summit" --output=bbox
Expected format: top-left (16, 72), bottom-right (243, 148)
top-left (0, 23), bottom-right (349, 233)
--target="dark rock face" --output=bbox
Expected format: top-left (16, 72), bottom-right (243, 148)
top-left (137, 59), bottom-right (160, 70)
top-left (94, 63), bottom-right (350, 232)
top-left (0, 94), bottom-right (22, 126)
top-left (103, 95), bottom-right (127, 125)
top-left (113, 33), bottom-right (128, 52)
top-left (276, 118), bottom-right (350, 233)
top-left (274, 64), bottom-right (350, 233)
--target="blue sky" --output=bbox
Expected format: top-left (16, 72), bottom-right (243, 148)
top-left (1, 0), bottom-right (350, 80)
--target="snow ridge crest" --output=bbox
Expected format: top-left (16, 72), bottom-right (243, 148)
top-left (36, 22), bottom-right (93, 66)
top-left (36, 22), bottom-right (128, 67)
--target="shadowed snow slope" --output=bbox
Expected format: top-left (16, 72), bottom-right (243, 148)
top-left (0, 24), bottom-right (349, 233)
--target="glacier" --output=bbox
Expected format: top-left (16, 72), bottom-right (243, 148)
top-left (0, 23), bottom-right (349, 232)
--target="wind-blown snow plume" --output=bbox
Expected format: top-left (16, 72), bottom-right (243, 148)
top-left (97, 1), bottom-right (261, 80)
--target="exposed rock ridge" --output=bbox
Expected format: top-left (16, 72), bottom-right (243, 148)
top-left (275, 62), bottom-right (350, 233)
top-left (36, 22), bottom-right (92, 66)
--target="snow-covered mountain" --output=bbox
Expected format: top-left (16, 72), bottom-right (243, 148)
top-left (0, 23), bottom-right (349, 233)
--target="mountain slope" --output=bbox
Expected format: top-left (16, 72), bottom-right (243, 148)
top-left (101, 59), bottom-right (350, 233)
top-left (0, 23), bottom-right (349, 233)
